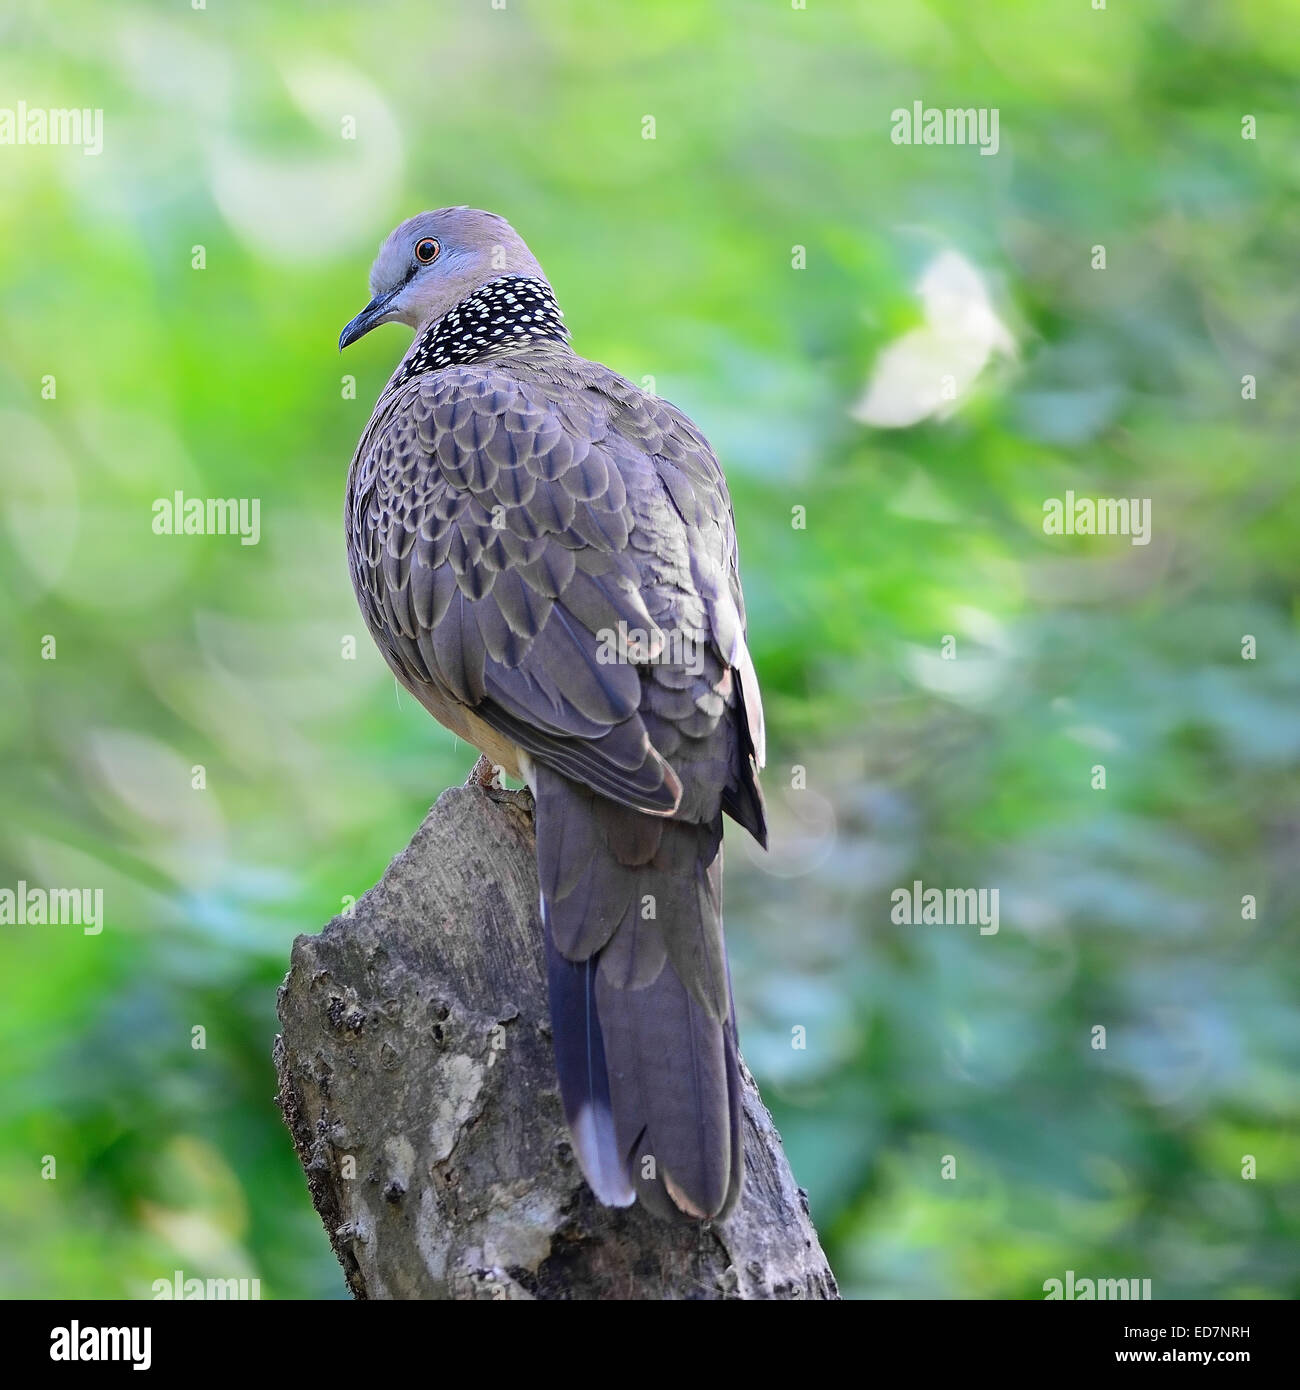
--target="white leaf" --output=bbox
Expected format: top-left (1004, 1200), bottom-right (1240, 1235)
top-left (852, 250), bottom-right (1014, 428)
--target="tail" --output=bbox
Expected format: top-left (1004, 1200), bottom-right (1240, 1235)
top-left (535, 766), bottom-right (743, 1220)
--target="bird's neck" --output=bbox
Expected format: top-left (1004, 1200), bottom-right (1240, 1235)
top-left (392, 275), bottom-right (570, 389)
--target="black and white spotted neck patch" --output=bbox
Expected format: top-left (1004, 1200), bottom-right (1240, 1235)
top-left (389, 275), bottom-right (570, 389)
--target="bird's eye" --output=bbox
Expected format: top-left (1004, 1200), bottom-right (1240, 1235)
top-left (414, 237), bottom-right (440, 265)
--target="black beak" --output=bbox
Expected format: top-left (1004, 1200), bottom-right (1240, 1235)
top-left (339, 287), bottom-right (401, 351)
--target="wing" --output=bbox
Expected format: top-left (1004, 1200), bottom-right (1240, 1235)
top-left (346, 360), bottom-right (765, 834)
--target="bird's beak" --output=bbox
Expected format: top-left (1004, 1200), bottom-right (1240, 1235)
top-left (339, 286), bottom-right (402, 351)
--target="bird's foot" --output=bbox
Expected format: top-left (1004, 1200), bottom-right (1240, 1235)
top-left (465, 753), bottom-right (503, 790)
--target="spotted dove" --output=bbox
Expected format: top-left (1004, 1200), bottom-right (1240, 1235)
top-left (339, 208), bottom-right (767, 1220)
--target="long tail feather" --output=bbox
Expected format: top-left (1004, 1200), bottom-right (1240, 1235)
top-left (542, 898), bottom-right (635, 1207)
top-left (535, 765), bottom-right (743, 1219)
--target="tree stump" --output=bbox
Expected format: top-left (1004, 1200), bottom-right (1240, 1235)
top-left (274, 782), bottom-right (837, 1300)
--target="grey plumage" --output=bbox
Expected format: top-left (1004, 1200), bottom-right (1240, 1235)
top-left (341, 208), bottom-right (766, 1220)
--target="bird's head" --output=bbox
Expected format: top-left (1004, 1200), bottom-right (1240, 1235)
top-left (339, 207), bottom-right (546, 351)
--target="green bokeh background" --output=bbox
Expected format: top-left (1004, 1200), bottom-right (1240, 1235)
top-left (1, 0), bottom-right (1297, 1299)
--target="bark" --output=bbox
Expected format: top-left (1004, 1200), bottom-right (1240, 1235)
top-left (274, 782), bottom-right (838, 1300)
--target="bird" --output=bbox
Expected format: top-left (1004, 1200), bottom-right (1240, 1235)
top-left (339, 208), bottom-right (766, 1221)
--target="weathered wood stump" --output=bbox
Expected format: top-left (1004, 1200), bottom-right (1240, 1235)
top-left (274, 782), bottom-right (837, 1300)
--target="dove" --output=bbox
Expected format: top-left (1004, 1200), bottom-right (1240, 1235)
top-left (340, 208), bottom-right (766, 1219)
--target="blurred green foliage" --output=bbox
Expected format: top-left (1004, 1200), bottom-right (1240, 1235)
top-left (1, 0), bottom-right (1297, 1299)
